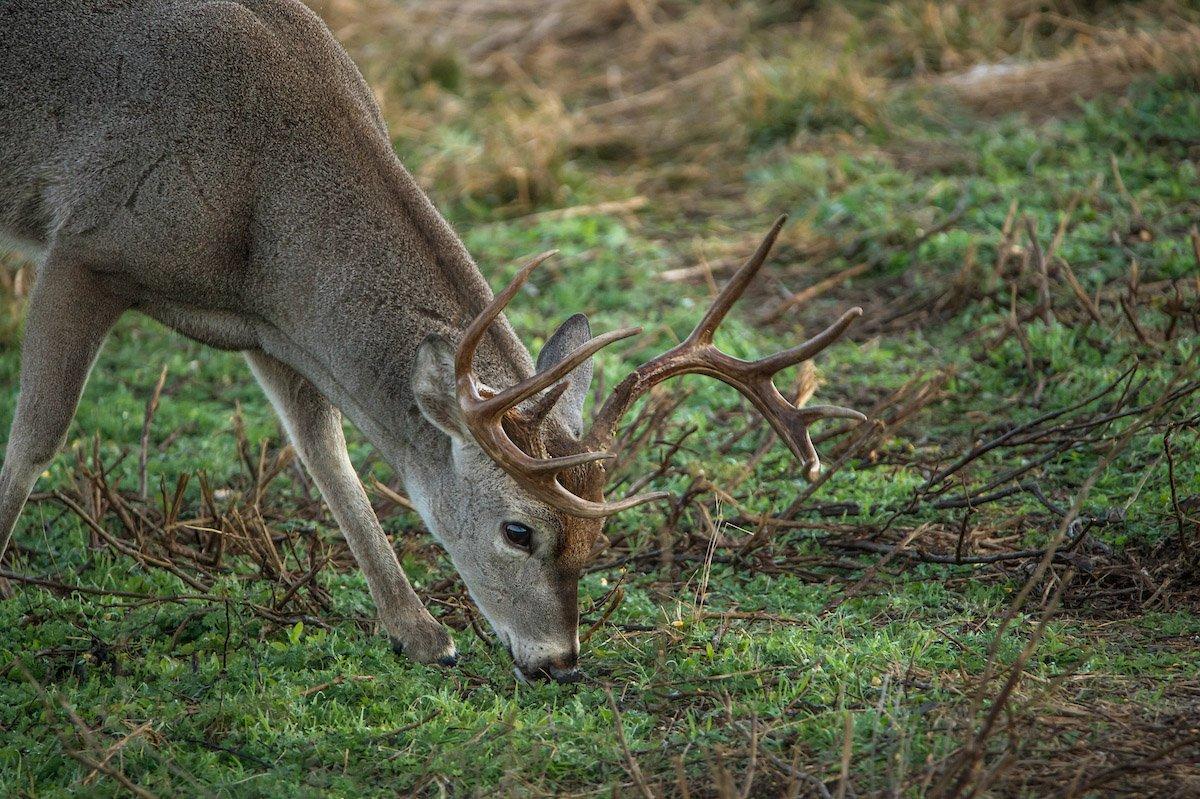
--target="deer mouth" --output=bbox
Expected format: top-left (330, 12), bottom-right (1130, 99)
top-left (513, 664), bottom-right (585, 685)
top-left (497, 630), bottom-right (583, 684)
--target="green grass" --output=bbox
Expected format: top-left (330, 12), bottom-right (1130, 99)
top-left (2, 43), bottom-right (1199, 799)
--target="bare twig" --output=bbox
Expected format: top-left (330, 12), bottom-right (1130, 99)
top-left (16, 661), bottom-right (162, 799)
top-left (1024, 217), bottom-right (1054, 326)
top-left (758, 261), bottom-right (872, 325)
top-left (1055, 255), bottom-right (1104, 324)
top-left (580, 586), bottom-right (624, 644)
top-left (139, 365), bottom-right (169, 499)
top-left (606, 686), bottom-right (658, 799)
top-left (1163, 429), bottom-right (1191, 555)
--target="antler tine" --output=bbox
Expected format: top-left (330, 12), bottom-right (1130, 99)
top-left (690, 214), bottom-right (787, 345)
top-left (455, 250), bottom-right (556, 387)
top-left (538, 483), bottom-right (672, 519)
top-left (753, 307), bottom-right (863, 376)
top-left (585, 215), bottom-right (865, 487)
top-left (478, 326), bottom-right (641, 417)
top-left (454, 250), bottom-right (666, 517)
top-left (756, 390), bottom-right (865, 477)
top-left (520, 379), bottom-right (572, 428)
top-left (796, 404), bottom-right (867, 422)
top-left (797, 429), bottom-right (821, 482)
top-left (487, 432), bottom-right (615, 475)
top-left (455, 217), bottom-right (865, 517)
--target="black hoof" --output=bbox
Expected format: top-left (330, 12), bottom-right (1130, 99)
top-left (438, 653), bottom-right (459, 667)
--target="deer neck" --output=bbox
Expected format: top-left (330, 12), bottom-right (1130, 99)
top-left (254, 155), bottom-right (534, 478)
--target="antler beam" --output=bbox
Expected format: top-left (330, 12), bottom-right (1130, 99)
top-left (455, 216), bottom-right (865, 518)
top-left (585, 215), bottom-right (864, 480)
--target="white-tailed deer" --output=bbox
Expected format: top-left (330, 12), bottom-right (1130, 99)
top-left (0, 0), bottom-right (862, 682)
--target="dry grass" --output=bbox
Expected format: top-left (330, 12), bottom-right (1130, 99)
top-left (4, 2), bottom-right (1200, 795)
top-left (298, 0), bottom-right (1200, 213)
top-left (939, 24), bottom-right (1200, 116)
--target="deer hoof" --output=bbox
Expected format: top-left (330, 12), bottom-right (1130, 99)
top-left (388, 621), bottom-right (457, 666)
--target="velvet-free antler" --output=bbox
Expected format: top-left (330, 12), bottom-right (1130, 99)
top-left (455, 216), bottom-right (865, 518)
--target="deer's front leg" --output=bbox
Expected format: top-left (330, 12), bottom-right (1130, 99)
top-left (1, 255), bottom-right (127, 570)
top-left (245, 352), bottom-right (457, 665)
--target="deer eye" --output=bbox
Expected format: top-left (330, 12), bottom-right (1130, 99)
top-left (502, 522), bottom-right (533, 551)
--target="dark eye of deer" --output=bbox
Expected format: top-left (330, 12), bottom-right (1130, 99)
top-left (502, 522), bottom-right (533, 551)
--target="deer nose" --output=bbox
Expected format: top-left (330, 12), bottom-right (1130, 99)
top-left (518, 649), bottom-right (582, 684)
top-left (549, 665), bottom-right (584, 684)
top-left (545, 648), bottom-right (581, 683)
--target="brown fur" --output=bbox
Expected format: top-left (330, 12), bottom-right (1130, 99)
top-left (502, 414), bottom-right (607, 572)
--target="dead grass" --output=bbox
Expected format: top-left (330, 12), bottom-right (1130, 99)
top-left (924, 670), bottom-right (1200, 797)
top-left (4, 2), bottom-right (1200, 795)
top-left (299, 0), bottom-right (1200, 210)
top-left (939, 24), bottom-right (1200, 116)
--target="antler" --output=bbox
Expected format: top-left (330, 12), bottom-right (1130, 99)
top-left (454, 252), bottom-right (670, 517)
top-left (455, 215), bottom-right (865, 518)
top-left (584, 215), bottom-right (865, 480)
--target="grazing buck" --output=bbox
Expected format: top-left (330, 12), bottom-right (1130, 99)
top-left (0, 0), bottom-right (863, 682)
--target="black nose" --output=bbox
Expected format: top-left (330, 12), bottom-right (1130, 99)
top-left (520, 649), bottom-right (583, 684)
top-left (548, 665), bottom-right (584, 684)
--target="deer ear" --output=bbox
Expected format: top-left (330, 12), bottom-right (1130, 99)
top-left (413, 334), bottom-right (468, 440)
top-left (536, 313), bottom-right (593, 438)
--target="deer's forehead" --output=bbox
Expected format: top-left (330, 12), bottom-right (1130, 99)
top-left (557, 515), bottom-right (605, 573)
top-left (549, 449), bottom-right (608, 571)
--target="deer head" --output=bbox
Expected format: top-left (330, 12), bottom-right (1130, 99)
top-left (409, 217), bottom-right (864, 682)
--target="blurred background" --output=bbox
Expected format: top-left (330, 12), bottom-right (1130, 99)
top-left (309, 0), bottom-right (1199, 216)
